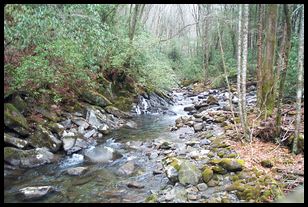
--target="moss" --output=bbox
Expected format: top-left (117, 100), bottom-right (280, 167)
top-left (261, 159), bottom-right (273, 168)
top-left (212, 166), bottom-right (228, 174)
top-left (208, 159), bottom-right (222, 165)
top-left (113, 96), bottom-right (134, 112)
top-left (145, 194), bottom-right (158, 203)
top-left (170, 160), bottom-right (181, 172)
top-left (225, 153), bottom-right (237, 158)
top-left (202, 168), bottom-right (213, 183)
top-left (219, 158), bottom-right (244, 172)
top-left (207, 152), bottom-right (215, 158)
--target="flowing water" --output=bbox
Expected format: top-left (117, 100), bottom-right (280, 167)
top-left (4, 91), bottom-right (197, 203)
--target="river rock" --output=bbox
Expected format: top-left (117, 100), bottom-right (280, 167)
top-left (195, 102), bottom-right (208, 110)
top-left (202, 167), bottom-right (213, 183)
top-left (219, 158), bottom-right (244, 172)
top-left (4, 103), bottom-right (29, 136)
top-left (105, 106), bottom-right (132, 119)
top-left (165, 183), bottom-right (187, 202)
top-left (125, 120), bottom-right (138, 129)
top-left (4, 133), bottom-right (29, 149)
top-left (197, 183), bottom-right (208, 191)
top-left (83, 129), bottom-right (96, 139)
top-left (84, 146), bottom-right (121, 163)
top-left (98, 124), bottom-right (110, 135)
top-left (232, 96), bottom-right (239, 104)
top-left (193, 123), bottom-right (203, 132)
top-left (178, 160), bottom-right (201, 186)
top-left (71, 117), bottom-right (89, 129)
top-left (184, 105), bottom-right (195, 112)
top-left (19, 186), bottom-right (55, 200)
top-left (28, 125), bottom-right (62, 152)
top-left (47, 122), bottom-right (64, 137)
top-left (118, 161), bottom-right (135, 176)
top-left (200, 139), bottom-right (211, 146)
top-left (67, 167), bottom-right (88, 176)
top-left (127, 181), bottom-right (144, 189)
top-left (86, 108), bottom-right (102, 127)
top-left (159, 141), bottom-right (172, 150)
top-left (207, 95), bottom-right (219, 105)
top-left (81, 90), bottom-right (112, 108)
top-left (4, 147), bottom-right (54, 168)
top-left (62, 136), bottom-right (88, 154)
top-left (165, 165), bottom-right (179, 183)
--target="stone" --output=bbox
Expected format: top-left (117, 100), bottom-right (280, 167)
top-left (207, 179), bottom-right (219, 187)
top-left (11, 95), bottom-right (28, 114)
top-left (145, 194), bottom-right (158, 203)
top-left (62, 136), bottom-right (88, 154)
top-left (83, 129), bottom-right (96, 139)
top-left (232, 96), bottom-right (239, 104)
top-left (4, 147), bottom-right (54, 168)
top-left (28, 125), bottom-right (62, 152)
top-left (219, 158), bottom-right (245, 172)
top-left (184, 105), bottom-right (195, 112)
top-left (197, 183), bottom-right (208, 191)
top-left (105, 106), bottom-right (132, 119)
top-left (84, 146), bottom-right (121, 163)
top-left (194, 118), bottom-right (203, 122)
top-left (47, 122), bottom-right (64, 137)
top-left (19, 186), bottom-right (55, 200)
top-left (193, 123), bottom-right (203, 132)
top-left (125, 120), bottom-right (138, 129)
top-left (71, 117), bottom-right (89, 129)
top-left (4, 103), bottom-right (29, 136)
top-left (200, 139), bottom-right (211, 146)
top-left (207, 95), bottom-right (219, 105)
top-left (165, 184), bottom-right (187, 202)
top-left (67, 167), bottom-right (88, 176)
top-left (98, 124), bottom-right (110, 135)
top-left (159, 142), bottom-right (172, 150)
top-left (178, 160), bottom-right (201, 186)
top-left (187, 194), bottom-right (197, 200)
top-left (195, 102), bottom-right (208, 110)
top-left (202, 168), bottom-right (213, 183)
top-left (212, 166), bottom-right (228, 174)
top-left (127, 181), bottom-right (144, 189)
top-left (165, 165), bottom-right (179, 183)
top-left (4, 133), bottom-right (29, 149)
top-left (118, 161), bottom-right (135, 176)
top-left (81, 90), bottom-right (112, 108)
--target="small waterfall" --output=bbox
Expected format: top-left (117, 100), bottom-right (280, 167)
top-left (135, 105), bottom-right (141, 115)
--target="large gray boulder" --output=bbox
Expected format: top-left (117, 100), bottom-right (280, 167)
top-left (62, 135), bottom-right (89, 155)
top-left (4, 147), bottom-right (54, 168)
top-left (84, 146), bottom-right (122, 163)
top-left (178, 160), bottom-right (201, 186)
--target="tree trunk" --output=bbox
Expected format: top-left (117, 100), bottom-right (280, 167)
top-left (256, 4), bottom-right (264, 108)
top-left (259, 4), bottom-right (278, 117)
top-left (275, 4), bottom-right (292, 140)
top-left (237, 5), bottom-right (244, 138)
top-left (241, 4), bottom-right (250, 140)
top-left (293, 5), bottom-right (304, 154)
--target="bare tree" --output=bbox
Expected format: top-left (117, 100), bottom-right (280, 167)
top-left (293, 5), bottom-right (304, 154)
top-left (256, 4), bottom-right (264, 108)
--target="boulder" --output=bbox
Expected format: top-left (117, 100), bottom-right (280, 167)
top-left (4, 103), bottom-right (29, 136)
top-left (11, 95), bottom-right (27, 114)
top-left (28, 125), bottom-right (62, 152)
top-left (164, 183), bottom-right (187, 202)
top-left (195, 102), bottom-right (208, 110)
top-left (193, 123), bottom-right (203, 132)
top-left (165, 165), bottom-right (179, 183)
top-left (19, 186), bottom-right (55, 200)
top-left (184, 105), bottom-right (195, 112)
top-left (4, 147), bottom-right (54, 168)
top-left (127, 181), bottom-right (144, 189)
top-left (118, 161), bottom-right (135, 176)
top-left (81, 90), bottom-right (112, 108)
top-left (105, 106), bottom-right (132, 119)
top-left (4, 133), bottom-right (29, 149)
top-left (83, 129), bottom-right (96, 139)
top-left (207, 95), bottom-right (219, 105)
top-left (125, 120), bottom-right (138, 129)
top-left (84, 146), bottom-right (122, 163)
top-left (98, 124), bottom-right (110, 135)
top-left (34, 107), bottom-right (60, 122)
top-left (47, 122), bottom-right (64, 137)
top-left (62, 135), bottom-right (89, 154)
top-left (178, 160), bottom-right (201, 186)
top-left (66, 167), bottom-right (88, 176)
top-left (202, 167), bottom-right (213, 183)
top-left (71, 117), bottom-right (90, 129)
top-left (219, 158), bottom-right (245, 172)
top-left (197, 183), bottom-right (208, 191)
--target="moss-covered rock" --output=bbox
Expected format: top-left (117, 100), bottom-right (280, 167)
top-left (260, 159), bottom-right (273, 168)
top-left (4, 147), bottom-right (54, 168)
top-left (34, 107), bottom-right (60, 122)
top-left (46, 122), bottom-right (64, 137)
top-left (145, 194), bottom-right (158, 203)
top-left (105, 105), bottom-right (132, 119)
top-left (4, 133), bottom-right (29, 149)
top-left (202, 167), bottom-right (213, 183)
top-left (212, 166), bottom-right (228, 174)
top-left (4, 103), bottom-right (29, 136)
top-left (81, 90), bottom-right (112, 108)
top-left (219, 158), bottom-right (245, 172)
top-left (207, 95), bottom-right (219, 105)
top-left (178, 160), bottom-right (201, 185)
top-left (27, 125), bottom-right (62, 152)
top-left (11, 95), bottom-right (28, 114)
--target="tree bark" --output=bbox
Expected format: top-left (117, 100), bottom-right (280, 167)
top-left (275, 4), bottom-right (292, 140)
top-left (293, 5), bottom-right (304, 154)
top-left (259, 4), bottom-right (278, 117)
top-left (256, 4), bottom-right (264, 108)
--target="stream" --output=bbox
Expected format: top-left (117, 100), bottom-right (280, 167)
top-left (4, 86), bottom-right (257, 203)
